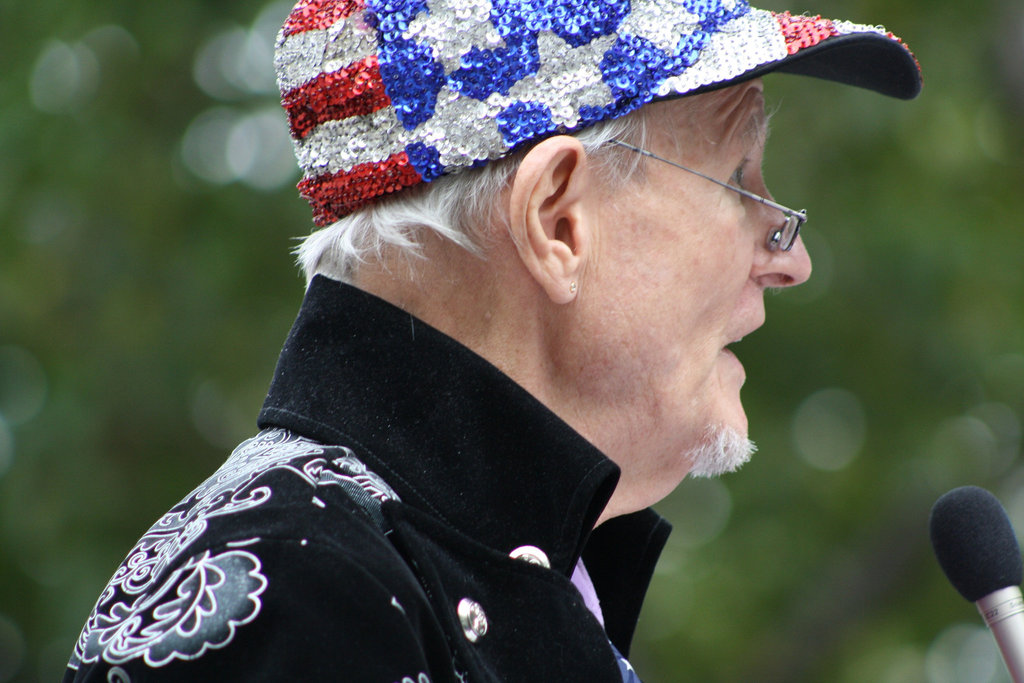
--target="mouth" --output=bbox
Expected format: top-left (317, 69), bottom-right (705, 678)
top-left (720, 327), bottom-right (758, 380)
top-left (725, 314), bottom-right (766, 355)
top-left (723, 333), bottom-right (748, 355)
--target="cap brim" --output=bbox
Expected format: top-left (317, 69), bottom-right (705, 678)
top-left (726, 31), bottom-right (922, 100)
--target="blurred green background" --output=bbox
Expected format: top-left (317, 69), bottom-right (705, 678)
top-left (2, 0), bottom-right (1023, 680)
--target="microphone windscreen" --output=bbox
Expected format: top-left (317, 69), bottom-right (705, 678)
top-left (930, 486), bottom-right (1023, 603)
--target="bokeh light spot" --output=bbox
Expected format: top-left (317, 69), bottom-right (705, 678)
top-left (192, 2), bottom-right (292, 100)
top-left (193, 27), bottom-right (256, 101)
top-left (925, 623), bottom-right (1009, 683)
top-left (792, 387), bottom-right (866, 471)
top-left (181, 106), bottom-right (296, 190)
top-left (924, 415), bottom-right (998, 493)
top-left (29, 40), bottom-right (100, 113)
top-left (227, 107), bottom-right (299, 190)
top-left (663, 477), bottom-right (733, 548)
top-left (181, 107), bottom-right (241, 185)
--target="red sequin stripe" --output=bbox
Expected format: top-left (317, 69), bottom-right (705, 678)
top-left (282, 0), bottom-right (365, 37)
top-left (773, 12), bottom-right (839, 55)
top-left (299, 153), bottom-right (423, 225)
top-left (282, 56), bottom-right (390, 140)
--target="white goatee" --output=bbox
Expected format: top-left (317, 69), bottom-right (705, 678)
top-left (686, 424), bottom-right (757, 478)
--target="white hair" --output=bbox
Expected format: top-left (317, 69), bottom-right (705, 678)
top-left (294, 110), bottom-right (651, 284)
top-left (686, 425), bottom-right (757, 478)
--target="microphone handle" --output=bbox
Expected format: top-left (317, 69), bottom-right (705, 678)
top-left (978, 586), bottom-right (1024, 683)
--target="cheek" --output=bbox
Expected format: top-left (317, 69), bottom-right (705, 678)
top-left (581, 198), bottom-right (755, 384)
top-left (676, 252), bottom-right (752, 339)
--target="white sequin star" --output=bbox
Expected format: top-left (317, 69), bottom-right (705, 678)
top-left (405, 86), bottom-right (507, 167)
top-left (506, 31), bottom-right (617, 129)
top-left (618, 0), bottom-right (701, 53)
top-left (656, 9), bottom-right (786, 97)
top-left (404, 0), bottom-right (505, 71)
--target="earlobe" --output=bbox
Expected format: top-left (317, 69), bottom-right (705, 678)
top-left (507, 136), bottom-right (593, 305)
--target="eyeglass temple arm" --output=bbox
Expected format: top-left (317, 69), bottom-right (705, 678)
top-left (607, 140), bottom-right (806, 221)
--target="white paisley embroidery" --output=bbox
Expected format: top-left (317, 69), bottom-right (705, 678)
top-left (88, 548), bottom-right (267, 666)
top-left (393, 674), bottom-right (432, 683)
top-left (310, 452), bottom-right (400, 503)
top-left (100, 429), bottom-right (327, 607)
top-left (69, 428), bottom-right (397, 670)
top-left (107, 666), bottom-right (130, 683)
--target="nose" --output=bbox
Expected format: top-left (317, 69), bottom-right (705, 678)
top-left (753, 233), bottom-right (812, 289)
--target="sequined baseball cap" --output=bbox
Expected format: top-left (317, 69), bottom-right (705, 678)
top-left (275, 0), bottom-right (921, 226)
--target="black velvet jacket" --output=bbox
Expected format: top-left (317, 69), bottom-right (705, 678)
top-left (65, 276), bottom-right (671, 682)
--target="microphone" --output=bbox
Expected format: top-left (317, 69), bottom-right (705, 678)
top-left (930, 486), bottom-right (1024, 683)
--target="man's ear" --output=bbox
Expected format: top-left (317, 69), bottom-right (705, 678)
top-left (507, 136), bottom-right (593, 304)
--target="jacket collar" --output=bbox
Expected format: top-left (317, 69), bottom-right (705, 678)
top-left (258, 275), bottom-right (622, 576)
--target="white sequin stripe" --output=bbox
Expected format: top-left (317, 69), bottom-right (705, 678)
top-left (294, 85), bottom-right (509, 176)
top-left (655, 9), bottom-right (787, 98)
top-left (275, 18), bottom-right (379, 93)
top-left (293, 107), bottom-right (405, 176)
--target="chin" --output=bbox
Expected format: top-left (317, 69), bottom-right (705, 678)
top-left (686, 424), bottom-right (757, 478)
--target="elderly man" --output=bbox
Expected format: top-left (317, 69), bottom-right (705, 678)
top-left (65, 0), bottom-right (921, 680)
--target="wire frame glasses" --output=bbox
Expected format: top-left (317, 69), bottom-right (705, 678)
top-left (608, 140), bottom-right (806, 252)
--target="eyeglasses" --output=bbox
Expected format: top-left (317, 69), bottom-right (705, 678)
top-left (607, 140), bottom-right (807, 252)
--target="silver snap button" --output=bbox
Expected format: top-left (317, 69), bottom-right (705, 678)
top-left (509, 545), bottom-right (551, 569)
top-left (457, 598), bottom-right (488, 642)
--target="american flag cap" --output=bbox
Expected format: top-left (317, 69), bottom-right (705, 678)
top-left (275, 0), bottom-right (921, 226)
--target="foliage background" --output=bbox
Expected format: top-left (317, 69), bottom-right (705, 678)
top-left (1, 0), bottom-right (1022, 680)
